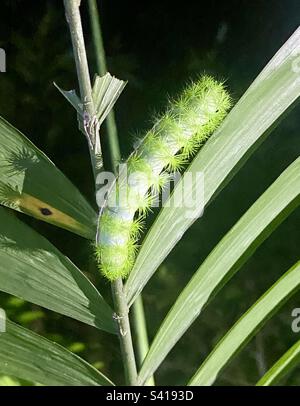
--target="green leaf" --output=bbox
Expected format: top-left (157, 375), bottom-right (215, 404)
top-left (256, 339), bottom-right (300, 386)
top-left (54, 85), bottom-right (82, 115)
top-left (92, 73), bottom-right (127, 126)
top-left (188, 261), bottom-right (300, 385)
top-left (0, 207), bottom-right (116, 334)
top-left (0, 375), bottom-right (21, 386)
top-left (125, 26), bottom-right (300, 306)
top-left (55, 72), bottom-right (126, 130)
top-left (0, 321), bottom-right (114, 386)
top-left (137, 157), bottom-right (300, 385)
top-left (0, 116), bottom-right (96, 239)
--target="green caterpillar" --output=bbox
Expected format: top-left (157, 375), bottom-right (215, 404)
top-left (96, 76), bottom-right (231, 281)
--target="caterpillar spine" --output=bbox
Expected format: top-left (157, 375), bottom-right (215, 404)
top-left (96, 76), bottom-right (231, 281)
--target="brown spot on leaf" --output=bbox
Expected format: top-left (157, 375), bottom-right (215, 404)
top-left (40, 207), bottom-right (52, 216)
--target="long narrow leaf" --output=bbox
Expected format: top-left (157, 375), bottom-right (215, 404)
top-left (256, 340), bottom-right (300, 386)
top-left (0, 321), bottom-right (113, 386)
top-left (125, 27), bottom-right (300, 305)
top-left (0, 116), bottom-right (96, 239)
top-left (0, 207), bottom-right (116, 334)
top-left (189, 261), bottom-right (300, 385)
top-left (138, 157), bottom-right (300, 385)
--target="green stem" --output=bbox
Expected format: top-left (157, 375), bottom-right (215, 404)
top-left (87, 0), bottom-right (107, 76)
top-left (64, 0), bottom-right (137, 386)
top-left (132, 296), bottom-right (155, 385)
top-left (111, 279), bottom-right (138, 385)
top-left (88, 0), bottom-right (120, 173)
top-left (88, 0), bottom-right (155, 386)
top-left (64, 0), bottom-right (93, 113)
top-left (63, 0), bottom-right (98, 180)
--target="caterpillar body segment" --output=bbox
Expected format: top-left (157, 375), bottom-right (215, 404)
top-left (96, 76), bottom-right (231, 281)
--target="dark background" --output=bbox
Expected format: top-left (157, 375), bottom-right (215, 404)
top-left (0, 0), bottom-right (299, 385)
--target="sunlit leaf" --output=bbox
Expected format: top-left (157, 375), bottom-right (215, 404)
top-left (0, 206), bottom-right (116, 334)
top-left (189, 261), bottom-right (300, 385)
top-left (256, 339), bottom-right (300, 386)
top-left (0, 116), bottom-right (96, 238)
top-left (125, 26), bottom-right (300, 306)
top-left (137, 158), bottom-right (300, 384)
top-left (0, 321), bottom-right (114, 386)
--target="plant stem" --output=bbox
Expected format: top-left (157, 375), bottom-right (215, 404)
top-left (87, 0), bottom-right (107, 76)
top-left (111, 278), bottom-right (138, 385)
top-left (64, 0), bottom-right (137, 386)
top-left (88, 0), bottom-right (155, 386)
top-left (63, 0), bottom-right (98, 179)
top-left (88, 0), bottom-right (120, 173)
top-left (64, 0), bottom-right (93, 114)
top-left (132, 295), bottom-right (155, 385)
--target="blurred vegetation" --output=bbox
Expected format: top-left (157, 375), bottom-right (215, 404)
top-left (0, 0), bottom-right (299, 385)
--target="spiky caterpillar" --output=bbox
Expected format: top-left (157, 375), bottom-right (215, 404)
top-left (96, 76), bottom-right (231, 281)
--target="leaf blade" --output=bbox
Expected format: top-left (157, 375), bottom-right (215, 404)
top-left (0, 321), bottom-right (113, 386)
top-left (256, 340), bottom-right (300, 386)
top-left (189, 261), bottom-right (300, 385)
top-left (0, 116), bottom-right (96, 239)
top-left (0, 206), bottom-right (116, 334)
top-left (125, 27), bottom-right (300, 305)
top-left (137, 157), bottom-right (300, 384)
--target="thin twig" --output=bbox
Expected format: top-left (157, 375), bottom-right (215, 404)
top-left (87, 0), bottom-right (120, 173)
top-left (63, 0), bottom-right (100, 179)
top-left (111, 278), bottom-right (138, 385)
top-left (64, 0), bottom-right (137, 386)
top-left (132, 295), bottom-right (155, 385)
